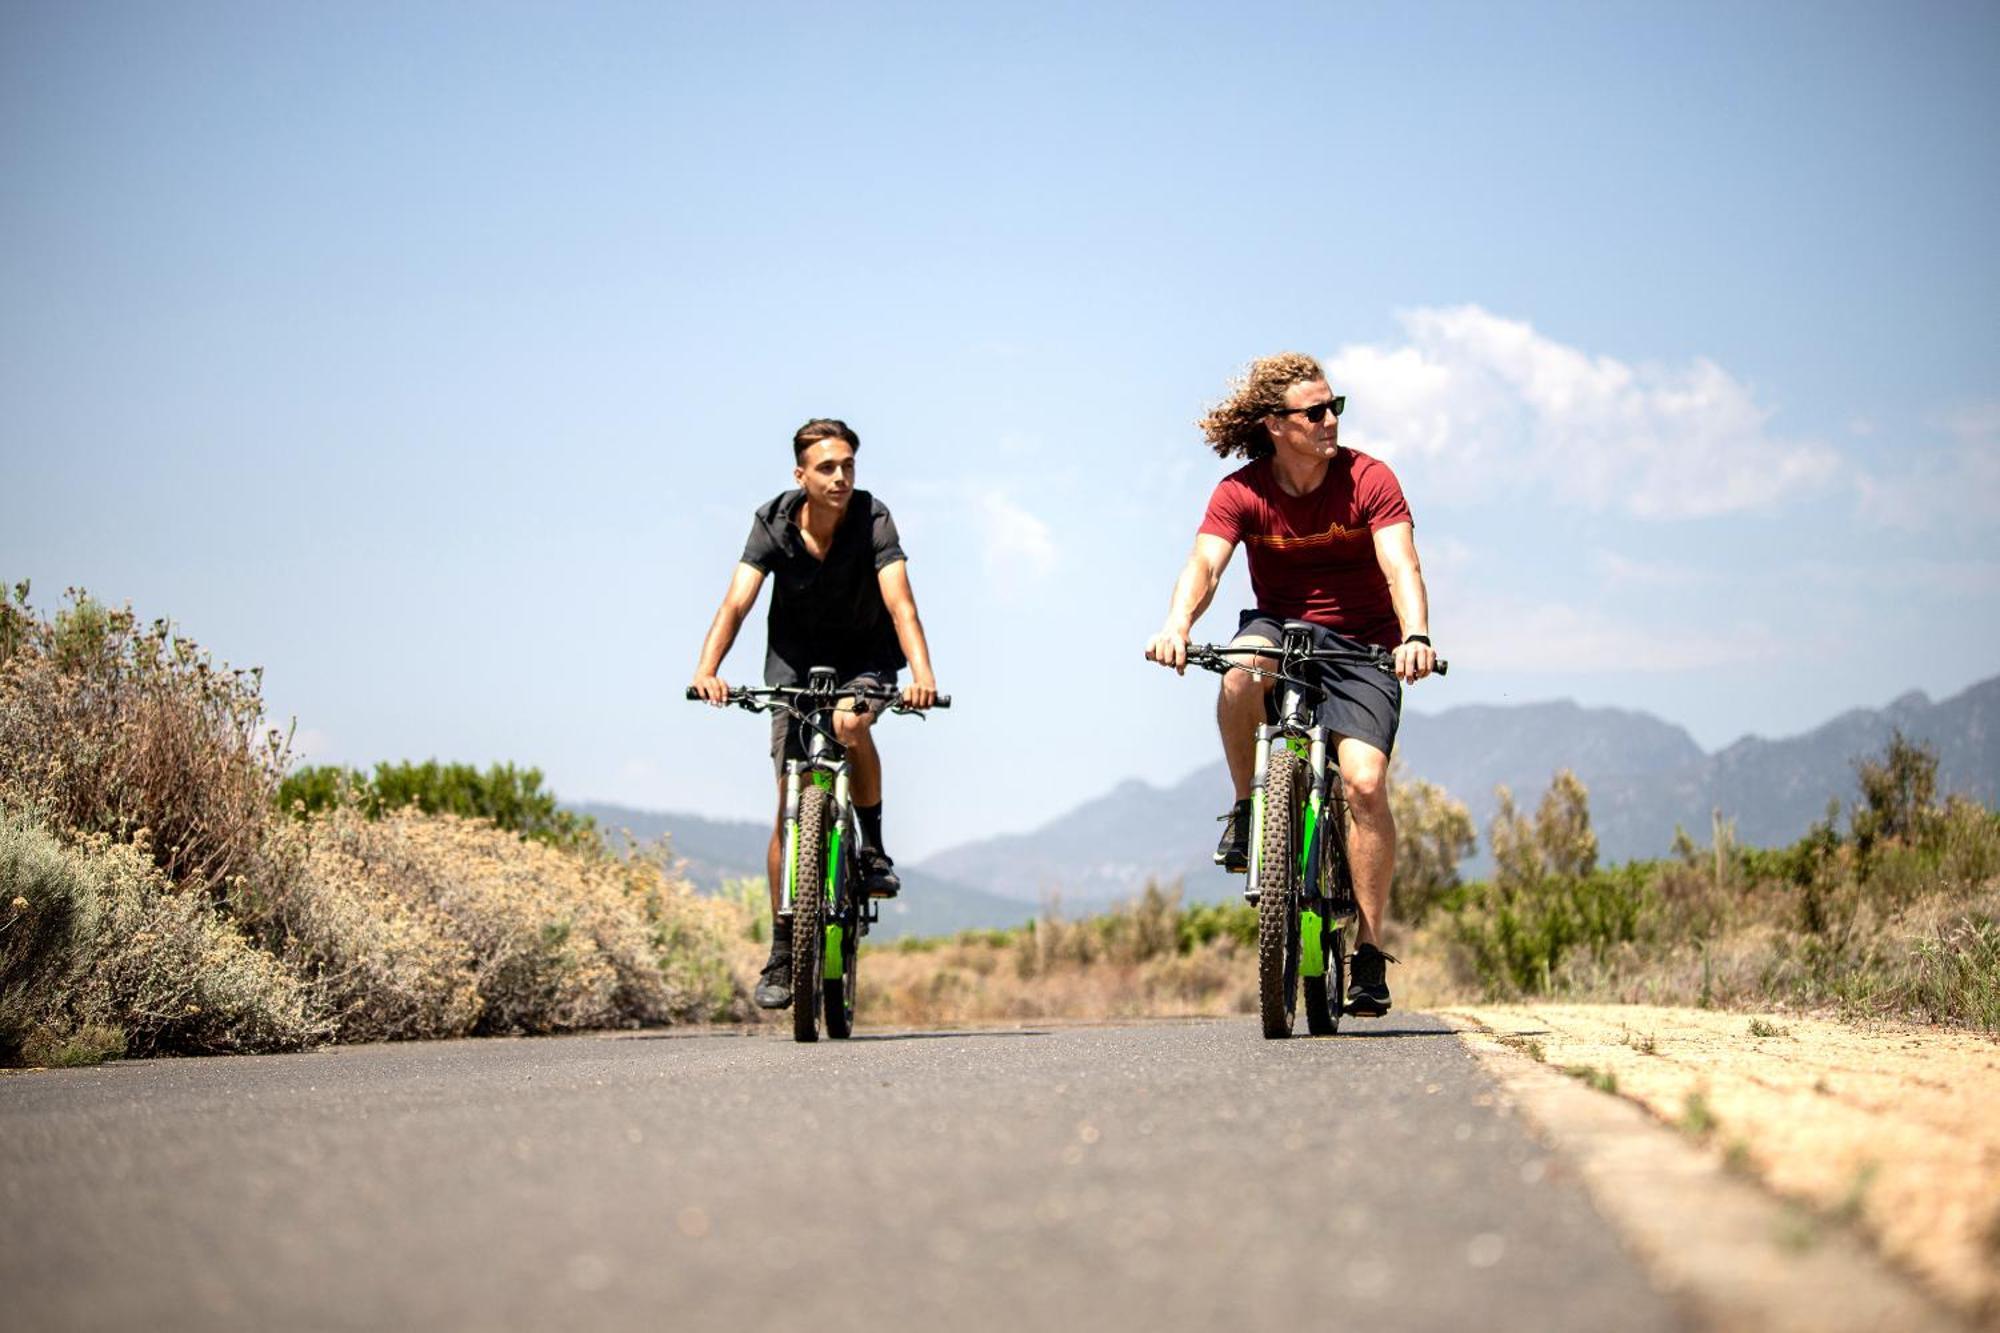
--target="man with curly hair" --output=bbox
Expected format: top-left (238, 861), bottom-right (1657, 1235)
top-left (1144, 353), bottom-right (1437, 1017)
top-left (690, 418), bottom-right (940, 1010)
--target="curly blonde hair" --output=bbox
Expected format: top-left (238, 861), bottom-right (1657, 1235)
top-left (1198, 352), bottom-right (1326, 461)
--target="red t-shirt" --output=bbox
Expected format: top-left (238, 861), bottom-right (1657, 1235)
top-left (1197, 449), bottom-right (1412, 649)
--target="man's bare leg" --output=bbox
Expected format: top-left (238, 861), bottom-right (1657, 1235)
top-left (755, 783), bottom-right (793, 1010)
top-left (1337, 736), bottom-right (1394, 948)
top-left (766, 785), bottom-right (786, 920)
top-left (832, 703), bottom-right (881, 806)
top-left (1216, 635), bottom-right (1277, 799)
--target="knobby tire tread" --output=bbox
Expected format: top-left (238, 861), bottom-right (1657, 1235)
top-left (1257, 753), bottom-right (1302, 1039)
top-left (792, 784), bottom-right (831, 1043)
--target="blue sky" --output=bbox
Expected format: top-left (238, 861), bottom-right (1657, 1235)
top-left (5, 2), bottom-right (1996, 859)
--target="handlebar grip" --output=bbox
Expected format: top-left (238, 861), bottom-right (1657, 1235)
top-left (1435, 660), bottom-right (1449, 677)
top-left (684, 687), bottom-right (701, 701)
top-left (932, 695), bottom-right (951, 709)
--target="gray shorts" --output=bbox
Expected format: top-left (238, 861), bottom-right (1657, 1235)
top-left (769, 670), bottom-right (899, 781)
top-left (1234, 611), bottom-right (1402, 757)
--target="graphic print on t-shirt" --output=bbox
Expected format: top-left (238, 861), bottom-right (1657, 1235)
top-left (1195, 449), bottom-right (1412, 648)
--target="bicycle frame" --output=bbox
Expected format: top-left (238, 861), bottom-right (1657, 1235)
top-left (778, 669), bottom-right (871, 980)
top-left (1242, 626), bottom-right (1360, 984)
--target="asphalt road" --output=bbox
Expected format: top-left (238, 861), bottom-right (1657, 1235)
top-left (2, 1016), bottom-right (1690, 1332)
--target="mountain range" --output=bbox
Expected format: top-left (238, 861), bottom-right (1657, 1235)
top-left (582, 673), bottom-right (2000, 936)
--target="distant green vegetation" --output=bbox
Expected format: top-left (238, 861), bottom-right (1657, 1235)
top-left (879, 730), bottom-right (2000, 1034)
top-left (1440, 730), bottom-right (2000, 1029)
top-left (277, 760), bottom-right (597, 850)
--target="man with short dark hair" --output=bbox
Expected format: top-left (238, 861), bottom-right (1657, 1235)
top-left (1144, 354), bottom-right (1437, 1017)
top-left (691, 418), bottom-right (939, 1009)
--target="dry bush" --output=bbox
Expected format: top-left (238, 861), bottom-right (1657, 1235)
top-left (1, 806), bottom-right (323, 1064)
top-left (0, 586), bottom-right (286, 898)
top-left (1389, 765), bottom-right (1476, 925)
top-left (246, 808), bottom-right (746, 1042)
top-left (859, 884), bottom-right (1256, 1027)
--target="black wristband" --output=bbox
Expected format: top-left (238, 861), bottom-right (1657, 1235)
top-left (1402, 634), bottom-right (1432, 647)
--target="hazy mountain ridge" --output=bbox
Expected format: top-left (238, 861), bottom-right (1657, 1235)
top-left (582, 675), bottom-right (1999, 932)
top-left (573, 801), bottom-right (1036, 940)
top-left (913, 674), bottom-right (2000, 910)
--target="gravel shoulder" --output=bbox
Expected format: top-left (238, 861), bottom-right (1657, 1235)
top-left (1441, 1004), bottom-right (2000, 1323)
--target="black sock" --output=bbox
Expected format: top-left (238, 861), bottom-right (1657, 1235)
top-left (855, 802), bottom-right (884, 855)
top-left (771, 917), bottom-right (792, 950)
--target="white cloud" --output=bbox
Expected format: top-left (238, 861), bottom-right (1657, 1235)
top-left (1590, 550), bottom-right (1716, 588)
top-left (1324, 305), bottom-right (1839, 519)
top-left (1852, 405), bottom-right (2000, 530)
top-left (975, 489), bottom-right (1058, 591)
top-left (1448, 595), bottom-right (1783, 673)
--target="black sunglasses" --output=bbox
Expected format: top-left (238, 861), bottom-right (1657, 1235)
top-left (1271, 395), bottom-right (1345, 424)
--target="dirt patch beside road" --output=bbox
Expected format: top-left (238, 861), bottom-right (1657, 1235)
top-left (1443, 1004), bottom-right (2000, 1322)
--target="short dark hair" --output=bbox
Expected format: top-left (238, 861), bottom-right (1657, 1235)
top-left (793, 418), bottom-right (860, 461)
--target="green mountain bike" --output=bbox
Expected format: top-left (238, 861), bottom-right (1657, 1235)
top-left (688, 669), bottom-right (948, 1042)
top-left (1188, 625), bottom-right (1446, 1039)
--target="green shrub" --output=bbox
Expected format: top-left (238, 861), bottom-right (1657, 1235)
top-left (1389, 765), bottom-right (1477, 925)
top-left (277, 760), bottom-right (597, 850)
top-left (1177, 898), bottom-right (1257, 952)
top-left (1452, 864), bottom-right (1655, 996)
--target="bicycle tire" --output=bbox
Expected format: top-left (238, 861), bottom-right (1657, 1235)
top-left (791, 783), bottom-right (831, 1043)
top-left (1256, 751), bottom-right (1303, 1039)
top-left (1304, 919), bottom-right (1340, 1035)
top-left (823, 886), bottom-right (858, 1040)
top-left (1305, 782), bottom-right (1353, 1036)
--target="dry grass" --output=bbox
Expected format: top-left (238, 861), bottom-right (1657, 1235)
top-left (1, 806), bottom-right (323, 1063)
top-left (246, 807), bottom-right (749, 1042)
top-left (0, 589), bottom-right (287, 900)
top-left (856, 935), bottom-right (1253, 1027)
top-left (1450, 1003), bottom-right (2000, 1320)
top-left (0, 585), bottom-right (748, 1064)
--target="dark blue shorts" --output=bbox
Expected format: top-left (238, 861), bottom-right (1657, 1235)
top-left (1233, 611), bottom-right (1402, 757)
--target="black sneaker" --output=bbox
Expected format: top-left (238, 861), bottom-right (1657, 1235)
top-left (859, 847), bottom-right (901, 898)
top-left (1346, 943), bottom-right (1396, 1017)
top-left (754, 945), bottom-right (792, 1010)
top-left (1213, 798), bottom-right (1253, 872)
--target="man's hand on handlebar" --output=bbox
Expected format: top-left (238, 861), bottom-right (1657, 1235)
top-left (690, 673), bottom-right (730, 706)
top-left (900, 674), bottom-right (938, 711)
top-left (1391, 639), bottom-right (1436, 685)
top-left (1144, 627), bottom-right (1191, 675)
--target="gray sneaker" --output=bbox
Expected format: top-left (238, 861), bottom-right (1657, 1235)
top-left (1214, 798), bottom-right (1253, 872)
top-left (753, 948), bottom-right (791, 1010)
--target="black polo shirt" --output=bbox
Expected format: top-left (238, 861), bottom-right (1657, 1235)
top-left (741, 489), bottom-right (909, 687)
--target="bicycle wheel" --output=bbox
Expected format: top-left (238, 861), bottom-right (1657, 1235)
top-left (791, 783), bottom-right (831, 1043)
top-left (1255, 751), bottom-right (1303, 1039)
top-left (1305, 783), bottom-right (1352, 1036)
top-left (823, 894), bottom-right (858, 1039)
top-left (1304, 917), bottom-right (1340, 1035)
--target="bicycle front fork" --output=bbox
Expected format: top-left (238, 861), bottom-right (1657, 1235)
top-left (1243, 724), bottom-right (1329, 903)
top-left (778, 761), bottom-right (851, 921)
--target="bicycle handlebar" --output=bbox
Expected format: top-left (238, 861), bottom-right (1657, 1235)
top-left (684, 684), bottom-right (952, 711)
top-left (1185, 643), bottom-right (1449, 679)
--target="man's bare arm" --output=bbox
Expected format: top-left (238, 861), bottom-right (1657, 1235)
top-left (689, 563), bottom-right (767, 703)
top-left (876, 559), bottom-right (937, 708)
top-left (1371, 521), bottom-right (1435, 683)
top-left (1144, 533), bottom-right (1236, 674)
